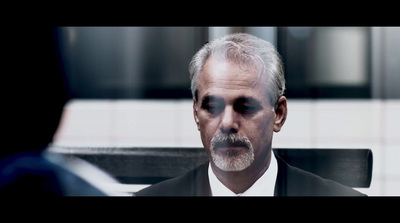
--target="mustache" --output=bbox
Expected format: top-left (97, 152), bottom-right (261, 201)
top-left (211, 133), bottom-right (252, 149)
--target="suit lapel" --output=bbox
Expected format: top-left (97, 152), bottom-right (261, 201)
top-left (273, 150), bottom-right (288, 196)
top-left (191, 162), bottom-right (212, 196)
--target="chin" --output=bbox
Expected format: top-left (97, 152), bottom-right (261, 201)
top-left (212, 151), bottom-right (254, 171)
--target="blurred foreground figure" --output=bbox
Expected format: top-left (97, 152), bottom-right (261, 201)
top-left (1, 26), bottom-right (127, 196)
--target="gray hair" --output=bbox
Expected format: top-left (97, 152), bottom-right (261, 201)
top-left (188, 32), bottom-right (285, 106)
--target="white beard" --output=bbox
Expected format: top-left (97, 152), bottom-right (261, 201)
top-left (210, 133), bottom-right (255, 171)
top-left (211, 147), bottom-right (254, 171)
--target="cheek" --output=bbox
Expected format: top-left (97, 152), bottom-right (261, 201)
top-left (246, 113), bottom-right (275, 148)
top-left (198, 113), bottom-right (220, 148)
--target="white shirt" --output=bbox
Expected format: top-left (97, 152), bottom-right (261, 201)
top-left (208, 154), bottom-right (278, 196)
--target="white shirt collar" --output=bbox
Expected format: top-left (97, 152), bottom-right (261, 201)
top-left (208, 153), bottom-right (278, 196)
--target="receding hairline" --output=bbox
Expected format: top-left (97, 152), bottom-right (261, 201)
top-left (194, 55), bottom-right (270, 104)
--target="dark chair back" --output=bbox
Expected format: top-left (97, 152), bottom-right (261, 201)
top-left (48, 146), bottom-right (372, 188)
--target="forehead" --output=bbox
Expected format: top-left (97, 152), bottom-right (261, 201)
top-left (198, 56), bottom-right (267, 101)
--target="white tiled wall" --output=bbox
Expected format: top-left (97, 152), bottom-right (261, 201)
top-left (52, 99), bottom-right (400, 196)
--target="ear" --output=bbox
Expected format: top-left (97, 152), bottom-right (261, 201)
top-left (273, 96), bottom-right (287, 133)
top-left (193, 100), bottom-right (200, 131)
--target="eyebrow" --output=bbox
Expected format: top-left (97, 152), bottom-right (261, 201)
top-left (200, 95), bottom-right (224, 105)
top-left (200, 95), bottom-right (262, 106)
top-left (236, 96), bottom-right (262, 105)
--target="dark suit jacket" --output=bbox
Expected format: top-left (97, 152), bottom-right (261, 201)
top-left (134, 150), bottom-right (366, 196)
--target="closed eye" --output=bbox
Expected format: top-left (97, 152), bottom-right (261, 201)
top-left (234, 97), bottom-right (262, 115)
top-left (234, 104), bottom-right (261, 115)
top-left (201, 96), bottom-right (225, 115)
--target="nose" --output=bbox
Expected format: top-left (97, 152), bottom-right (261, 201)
top-left (220, 106), bottom-right (239, 134)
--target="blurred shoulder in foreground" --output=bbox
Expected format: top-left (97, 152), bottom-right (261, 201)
top-left (1, 26), bottom-right (128, 196)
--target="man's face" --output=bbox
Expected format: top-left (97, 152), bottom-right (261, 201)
top-left (193, 56), bottom-right (282, 172)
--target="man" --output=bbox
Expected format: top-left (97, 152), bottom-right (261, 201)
top-left (135, 32), bottom-right (365, 196)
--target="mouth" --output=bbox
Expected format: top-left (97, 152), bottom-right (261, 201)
top-left (210, 133), bottom-right (252, 156)
top-left (213, 143), bottom-right (249, 156)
